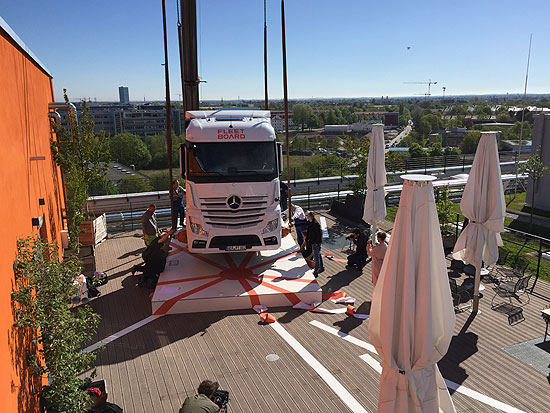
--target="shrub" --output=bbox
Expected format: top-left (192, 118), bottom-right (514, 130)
top-left (11, 237), bottom-right (100, 412)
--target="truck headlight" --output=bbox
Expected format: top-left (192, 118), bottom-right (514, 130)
top-left (188, 217), bottom-right (208, 237)
top-left (262, 218), bottom-right (279, 234)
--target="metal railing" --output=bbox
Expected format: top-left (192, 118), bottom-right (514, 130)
top-left (451, 212), bottom-right (550, 296)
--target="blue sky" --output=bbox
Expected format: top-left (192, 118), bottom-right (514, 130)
top-left (2, 0), bottom-right (549, 101)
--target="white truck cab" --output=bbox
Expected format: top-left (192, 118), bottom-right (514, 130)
top-left (181, 109), bottom-right (284, 253)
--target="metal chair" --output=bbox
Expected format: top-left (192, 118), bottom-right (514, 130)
top-left (485, 247), bottom-right (511, 282)
top-left (450, 278), bottom-right (472, 313)
top-left (491, 275), bottom-right (532, 309)
top-left (497, 256), bottom-right (529, 282)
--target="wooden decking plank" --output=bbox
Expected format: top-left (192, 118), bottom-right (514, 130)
top-left (207, 312), bottom-right (269, 412)
top-left (85, 224), bottom-right (550, 413)
top-left (230, 313), bottom-right (304, 412)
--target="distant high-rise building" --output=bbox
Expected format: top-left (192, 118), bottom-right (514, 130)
top-left (118, 86), bottom-right (129, 104)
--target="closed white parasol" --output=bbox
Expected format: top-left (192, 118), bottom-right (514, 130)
top-left (369, 174), bottom-right (456, 412)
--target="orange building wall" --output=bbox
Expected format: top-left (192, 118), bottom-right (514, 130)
top-left (0, 29), bottom-right (65, 412)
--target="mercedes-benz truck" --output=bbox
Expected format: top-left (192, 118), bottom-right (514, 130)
top-left (181, 109), bottom-right (284, 253)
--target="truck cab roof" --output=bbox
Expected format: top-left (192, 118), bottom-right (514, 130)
top-left (186, 109), bottom-right (271, 120)
top-left (185, 110), bottom-right (276, 142)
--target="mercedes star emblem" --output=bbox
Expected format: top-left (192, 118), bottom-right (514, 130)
top-left (227, 195), bottom-right (242, 209)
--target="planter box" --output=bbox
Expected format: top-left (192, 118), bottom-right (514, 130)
top-left (79, 214), bottom-right (107, 246)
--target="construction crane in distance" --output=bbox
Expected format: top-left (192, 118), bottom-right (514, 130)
top-left (404, 79), bottom-right (438, 98)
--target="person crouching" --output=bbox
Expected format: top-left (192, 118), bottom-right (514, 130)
top-left (346, 228), bottom-right (368, 269)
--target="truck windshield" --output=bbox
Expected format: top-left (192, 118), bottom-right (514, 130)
top-left (186, 141), bottom-right (278, 183)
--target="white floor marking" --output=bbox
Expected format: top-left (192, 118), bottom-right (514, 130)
top-left (443, 379), bottom-right (525, 413)
top-left (310, 320), bottom-right (526, 413)
top-left (319, 216), bottom-right (329, 238)
top-left (310, 320), bottom-right (377, 353)
top-left (359, 354), bottom-right (382, 374)
top-left (270, 321), bottom-right (369, 413)
top-left (84, 315), bottom-right (161, 352)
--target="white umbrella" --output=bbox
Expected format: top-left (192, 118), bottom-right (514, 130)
top-left (452, 131), bottom-right (505, 312)
top-left (370, 174), bottom-right (456, 413)
top-left (363, 124), bottom-right (387, 240)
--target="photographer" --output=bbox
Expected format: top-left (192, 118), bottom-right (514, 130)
top-left (179, 380), bottom-right (221, 413)
top-left (346, 228), bottom-right (368, 269)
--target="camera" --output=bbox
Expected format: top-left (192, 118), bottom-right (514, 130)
top-left (212, 389), bottom-right (230, 413)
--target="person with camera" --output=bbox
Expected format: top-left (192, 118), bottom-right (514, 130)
top-left (179, 380), bottom-right (222, 413)
top-left (346, 228), bottom-right (368, 269)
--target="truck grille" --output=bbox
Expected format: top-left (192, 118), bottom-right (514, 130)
top-left (200, 195), bottom-right (268, 229)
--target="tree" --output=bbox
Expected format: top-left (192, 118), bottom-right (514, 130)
top-left (502, 121), bottom-right (532, 142)
top-left (50, 90), bottom-right (110, 250)
top-left (111, 132), bottom-right (151, 169)
top-left (319, 136), bottom-right (328, 149)
top-left (415, 117), bottom-right (432, 137)
top-left (429, 142), bottom-right (444, 157)
top-left (496, 113), bottom-right (511, 123)
top-left (398, 106), bottom-right (411, 127)
top-left (307, 113), bottom-right (322, 129)
top-left (460, 131), bottom-right (481, 154)
top-left (422, 114), bottom-right (443, 133)
top-left (408, 142), bottom-right (426, 158)
top-left (88, 175), bottom-right (118, 196)
top-left (523, 147), bottom-right (549, 230)
top-left (117, 175), bottom-right (152, 193)
top-left (292, 104), bottom-right (313, 131)
top-left (150, 171), bottom-right (172, 191)
top-left (444, 146), bottom-right (461, 156)
top-left (436, 185), bottom-right (454, 234)
top-left (474, 104), bottom-right (492, 120)
top-left (326, 109), bottom-right (338, 125)
top-left (385, 151), bottom-right (406, 183)
top-left (145, 131), bottom-right (184, 170)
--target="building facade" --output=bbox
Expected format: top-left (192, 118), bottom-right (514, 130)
top-left (270, 111), bottom-right (295, 132)
top-left (118, 86), bottom-right (129, 104)
top-left (1, 17), bottom-right (66, 412)
top-left (57, 103), bottom-right (185, 137)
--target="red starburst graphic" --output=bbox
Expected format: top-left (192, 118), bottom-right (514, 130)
top-left (153, 242), bottom-right (319, 316)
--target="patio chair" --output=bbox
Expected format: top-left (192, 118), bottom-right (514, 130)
top-left (497, 256), bottom-right (529, 282)
top-left (491, 275), bottom-right (532, 309)
top-left (450, 278), bottom-right (472, 313)
top-left (485, 247), bottom-right (511, 283)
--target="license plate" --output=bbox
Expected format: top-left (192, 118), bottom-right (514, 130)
top-left (226, 245), bottom-right (246, 251)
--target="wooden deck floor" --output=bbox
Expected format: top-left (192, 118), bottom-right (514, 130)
top-left (87, 216), bottom-right (550, 413)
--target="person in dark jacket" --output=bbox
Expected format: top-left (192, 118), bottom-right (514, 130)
top-left (86, 387), bottom-right (123, 413)
top-left (137, 229), bottom-right (174, 287)
top-left (280, 181), bottom-right (289, 212)
top-left (346, 228), bottom-right (368, 269)
top-left (172, 179), bottom-right (186, 228)
top-left (306, 211), bottom-right (324, 277)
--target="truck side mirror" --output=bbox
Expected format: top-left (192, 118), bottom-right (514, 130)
top-left (277, 142), bottom-right (283, 174)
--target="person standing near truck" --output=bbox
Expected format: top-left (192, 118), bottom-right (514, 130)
top-left (306, 211), bottom-right (324, 277)
top-left (172, 179), bottom-right (186, 228)
top-left (141, 204), bottom-right (159, 246)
